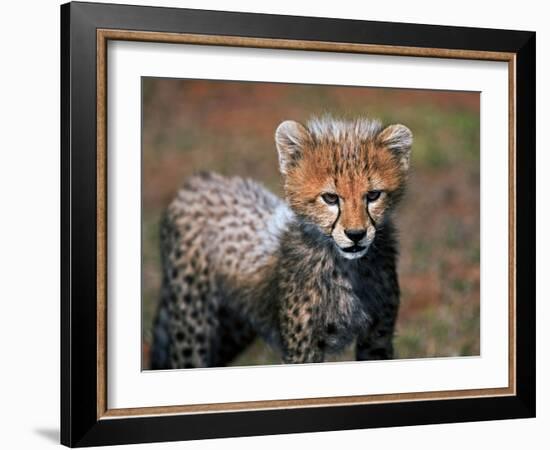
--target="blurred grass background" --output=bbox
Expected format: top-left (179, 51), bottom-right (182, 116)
top-left (141, 78), bottom-right (480, 368)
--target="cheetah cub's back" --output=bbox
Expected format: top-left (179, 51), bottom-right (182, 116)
top-left (151, 172), bottom-right (292, 369)
top-left (168, 172), bottom-right (291, 280)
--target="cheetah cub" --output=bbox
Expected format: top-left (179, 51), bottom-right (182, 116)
top-left (150, 116), bottom-right (412, 369)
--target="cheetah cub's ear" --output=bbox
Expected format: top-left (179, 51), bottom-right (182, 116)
top-left (275, 120), bottom-right (311, 176)
top-left (378, 124), bottom-right (413, 171)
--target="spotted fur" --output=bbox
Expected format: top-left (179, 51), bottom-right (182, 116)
top-left (150, 115), bottom-right (412, 368)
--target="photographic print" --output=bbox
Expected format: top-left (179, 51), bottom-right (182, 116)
top-left (141, 79), bottom-right (480, 370)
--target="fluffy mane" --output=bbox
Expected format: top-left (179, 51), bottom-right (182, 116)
top-left (306, 115), bottom-right (383, 144)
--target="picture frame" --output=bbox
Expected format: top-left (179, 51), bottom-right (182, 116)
top-left (60, 1), bottom-right (535, 447)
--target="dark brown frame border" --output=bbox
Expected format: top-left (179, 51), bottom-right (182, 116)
top-left (62, 2), bottom-right (535, 446)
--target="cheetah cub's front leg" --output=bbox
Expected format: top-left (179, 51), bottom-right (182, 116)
top-left (279, 293), bottom-right (325, 364)
top-left (355, 305), bottom-right (398, 361)
top-left (355, 327), bottom-right (394, 361)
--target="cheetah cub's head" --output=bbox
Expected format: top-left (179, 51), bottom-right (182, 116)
top-left (275, 116), bottom-right (412, 260)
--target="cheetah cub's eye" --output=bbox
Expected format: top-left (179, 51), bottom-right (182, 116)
top-left (321, 193), bottom-right (339, 205)
top-left (366, 190), bottom-right (382, 202)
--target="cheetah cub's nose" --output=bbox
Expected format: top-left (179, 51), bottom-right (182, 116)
top-left (344, 229), bottom-right (367, 243)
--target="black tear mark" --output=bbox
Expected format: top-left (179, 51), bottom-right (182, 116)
top-left (366, 206), bottom-right (377, 228)
top-left (330, 205), bottom-right (341, 234)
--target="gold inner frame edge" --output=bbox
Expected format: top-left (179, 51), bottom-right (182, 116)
top-left (96, 28), bottom-right (517, 420)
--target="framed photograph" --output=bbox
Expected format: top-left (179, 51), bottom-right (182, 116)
top-left (61, 1), bottom-right (535, 447)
